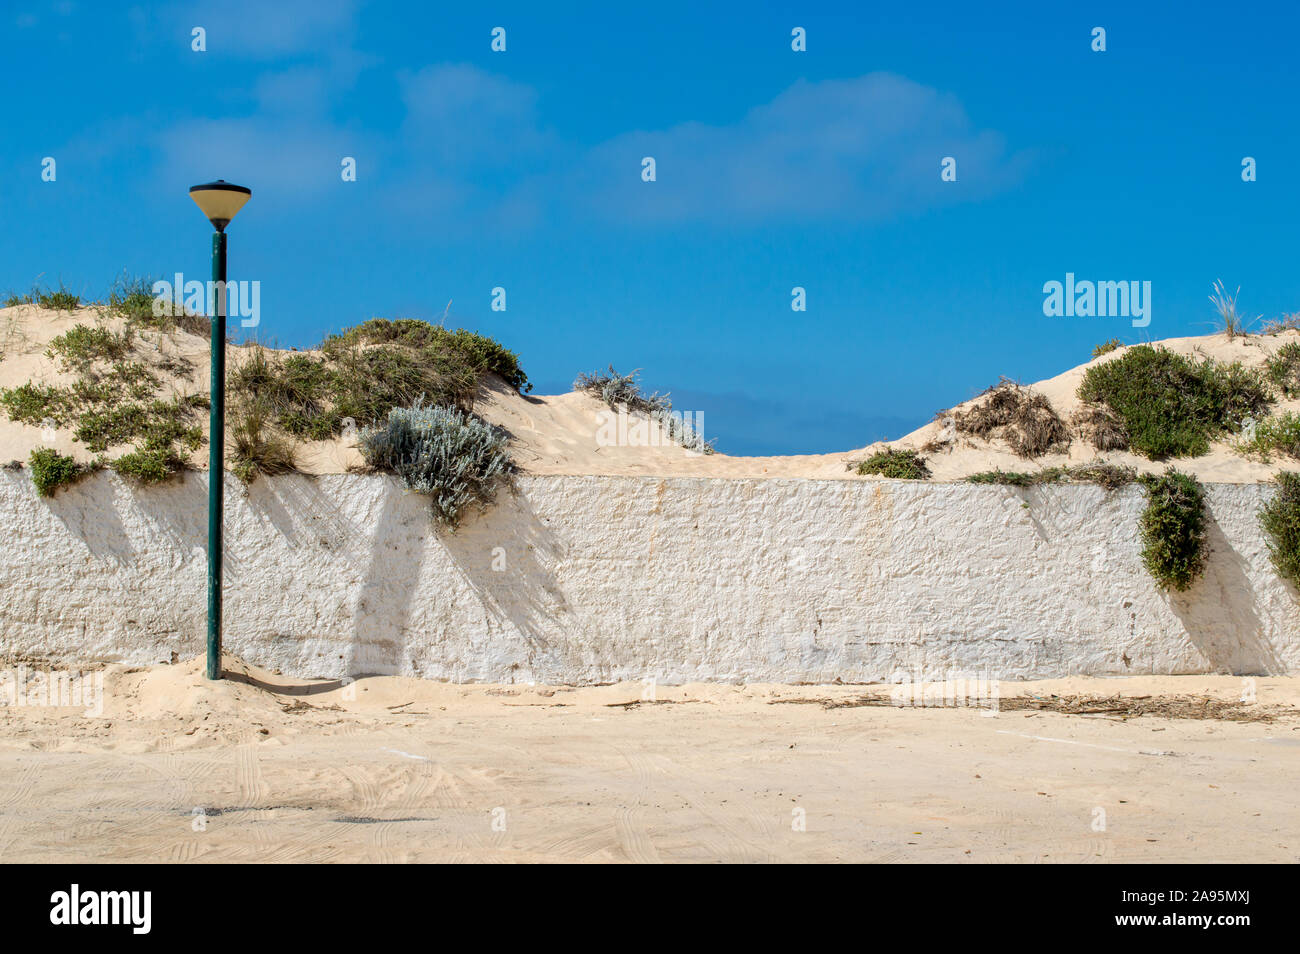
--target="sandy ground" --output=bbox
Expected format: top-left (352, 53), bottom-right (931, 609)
top-left (4, 304), bottom-right (1300, 482)
top-left (1, 657), bottom-right (1297, 863)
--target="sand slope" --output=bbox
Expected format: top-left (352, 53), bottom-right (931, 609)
top-left (3, 303), bottom-right (1298, 482)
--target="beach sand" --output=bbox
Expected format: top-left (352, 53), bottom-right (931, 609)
top-left (1, 656), bottom-right (1296, 863)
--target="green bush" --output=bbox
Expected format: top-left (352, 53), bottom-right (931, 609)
top-left (325, 318), bottom-right (530, 394)
top-left (110, 441), bottom-right (184, 483)
top-left (1091, 339), bottom-right (1123, 358)
top-left (230, 319), bottom-right (529, 444)
top-left (359, 398), bottom-right (513, 528)
top-left (28, 447), bottom-right (85, 497)
top-left (1137, 469), bottom-right (1208, 591)
top-left (1260, 471), bottom-right (1300, 588)
top-left (1265, 342), bottom-right (1300, 398)
top-left (855, 448), bottom-right (931, 479)
top-left (1077, 345), bottom-right (1271, 459)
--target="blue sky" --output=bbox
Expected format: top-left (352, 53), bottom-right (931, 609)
top-left (4, 1), bottom-right (1299, 455)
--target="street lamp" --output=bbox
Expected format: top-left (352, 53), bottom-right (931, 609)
top-left (188, 179), bottom-right (252, 681)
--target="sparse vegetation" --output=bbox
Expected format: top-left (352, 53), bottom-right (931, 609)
top-left (574, 365), bottom-right (714, 454)
top-left (1077, 345), bottom-right (1271, 458)
top-left (3, 290), bottom-right (531, 494)
top-left (953, 379), bottom-right (1070, 458)
top-left (359, 398), bottom-right (513, 528)
top-left (1259, 471), bottom-right (1300, 588)
top-left (46, 324), bottom-right (134, 371)
top-left (1238, 412), bottom-right (1300, 460)
top-left (965, 461), bottom-right (1136, 490)
top-left (0, 303), bottom-right (207, 494)
top-left (1092, 338), bottom-right (1123, 358)
top-left (74, 398), bottom-right (204, 455)
top-left (104, 273), bottom-right (211, 337)
top-left (965, 468), bottom-right (1046, 487)
top-left (1265, 342), bottom-right (1300, 398)
top-left (855, 448), bottom-right (931, 479)
top-left (1066, 461), bottom-right (1140, 490)
top-left (28, 447), bottom-right (87, 497)
top-left (230, 396), bottom-right (297, 484)
top-left (1261, 313), bottom-right (1300, 336)
top-left (1137, 469), bottom-right (1208, 591)
top-left (4, 282), bottom-right (80, 311)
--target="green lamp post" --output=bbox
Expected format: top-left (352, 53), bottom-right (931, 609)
top-left (188, 179), bottom-right (252, 681)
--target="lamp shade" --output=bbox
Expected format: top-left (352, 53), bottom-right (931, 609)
top-left (188, 180), bottom-right (252, 231)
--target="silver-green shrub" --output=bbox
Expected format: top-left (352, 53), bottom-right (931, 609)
top-left (359, 399), bottom-right (512, 528)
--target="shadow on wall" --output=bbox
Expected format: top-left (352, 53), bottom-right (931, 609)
top-left (36, 469), bottom-right (206, 566)
top-left (29, 470), bottom-right (210, 649)
top-left (333, 475), bottom-right (579, 680)
top-left (438, 484), bottom-right (581, 680)
top-left (347, 476), bottom-right (428, 676)
top-left (1168, 509), bottom-right (1282, 675)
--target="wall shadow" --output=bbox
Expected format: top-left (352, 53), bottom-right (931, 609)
top-left (1167, 509), bottom-right (1282, 675)
top-left (437, 482), bottom-right (581, 679)
top-left (345, 476), bottom-right (428, 676)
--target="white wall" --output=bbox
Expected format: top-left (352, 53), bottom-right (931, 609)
top-left (1, 470), bottom-right (1295, 682)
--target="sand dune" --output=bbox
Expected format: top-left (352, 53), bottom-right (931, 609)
top-left (3, 303), bottom-right (1298, 483)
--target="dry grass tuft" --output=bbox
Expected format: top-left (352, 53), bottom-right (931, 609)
top-left (953, 379), bottom-right (1070, 458)
top-left (1071, 404), bottom-right (1129, 451)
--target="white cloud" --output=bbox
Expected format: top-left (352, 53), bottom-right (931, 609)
top-left (575, 73), bottom-right (1030, 223)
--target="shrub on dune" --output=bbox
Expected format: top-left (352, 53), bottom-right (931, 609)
top-left (359, 398), bottom-right (513, 528)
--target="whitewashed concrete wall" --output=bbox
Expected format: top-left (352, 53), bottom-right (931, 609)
top-left (1, 470), bottom-right (1296, 682)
